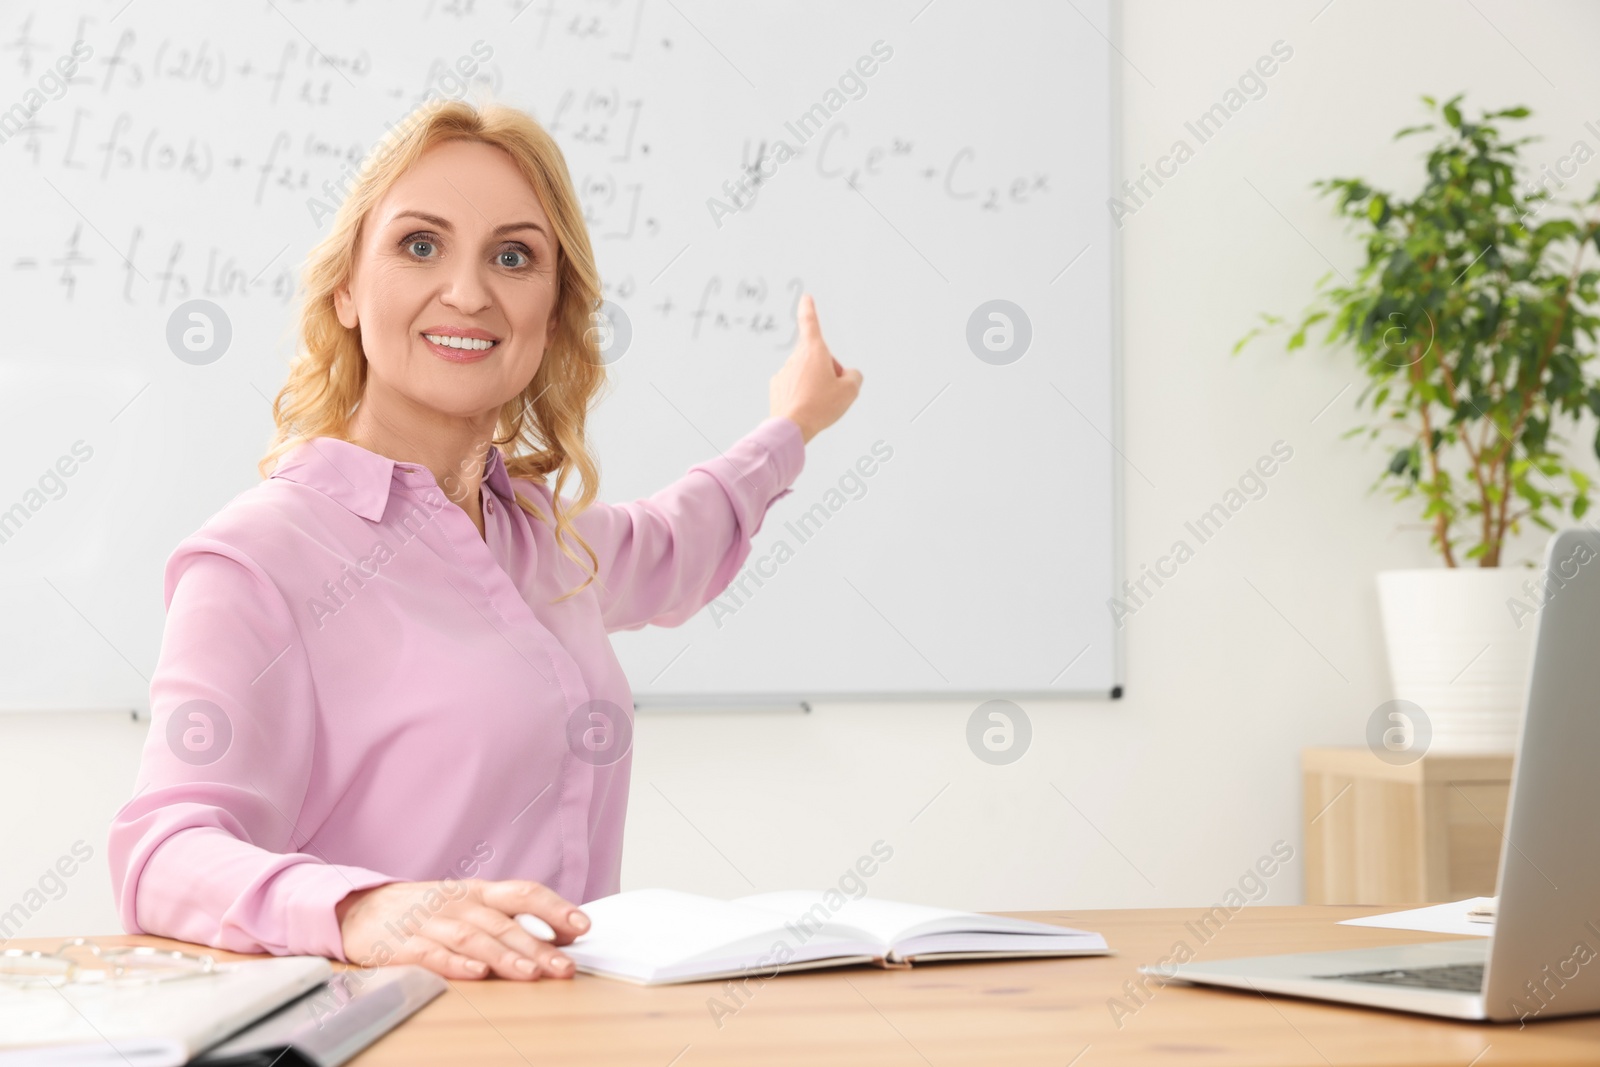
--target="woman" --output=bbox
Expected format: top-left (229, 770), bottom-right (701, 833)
top-left (106, 100), bottom-right (861, 982)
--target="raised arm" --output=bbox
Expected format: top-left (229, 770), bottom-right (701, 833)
top-left (578, 415), bottom-right (805, 632)
top-left (581, 294), bottom-right (861, 632)
top-left (106, 541), bottom-right (397, 959)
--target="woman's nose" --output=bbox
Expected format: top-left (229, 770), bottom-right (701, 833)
top-left (440, 261), bottom-right (493, 313)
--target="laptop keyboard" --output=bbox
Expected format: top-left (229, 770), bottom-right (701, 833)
top-left (1317, 963), bottom-right (1484, 992)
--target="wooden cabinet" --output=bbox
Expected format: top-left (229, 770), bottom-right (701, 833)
top-left (1301, 747), bottom-right (1514, 905)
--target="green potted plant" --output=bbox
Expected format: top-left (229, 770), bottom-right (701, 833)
top-left (1237, 94), bottom-right (1600, 750)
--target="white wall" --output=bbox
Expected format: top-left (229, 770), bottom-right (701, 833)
top-left (7, 0), bottom-right (1600, 939)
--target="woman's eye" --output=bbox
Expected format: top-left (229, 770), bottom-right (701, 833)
top-left (402, 234), bottom-right (535, 270)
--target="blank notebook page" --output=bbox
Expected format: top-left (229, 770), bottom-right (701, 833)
top-left (737, 891), bottom-right (1105, 946)
top-left (555, 889), bottom-right (863, 974)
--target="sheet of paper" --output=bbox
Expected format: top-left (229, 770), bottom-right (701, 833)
top-left (737, 891), bottom-right (977, 944)
top-left (1337, 897), bottom-right (1494, 938)
top-left (520, 889), bottom-right (885, 984)
top-left (527, 889), bottom-right (793, 968)
top-left (736, 891), bottom-right (1105, 948)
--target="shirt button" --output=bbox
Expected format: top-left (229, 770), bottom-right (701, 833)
top-left (486, 499), bottom-right (494, 514)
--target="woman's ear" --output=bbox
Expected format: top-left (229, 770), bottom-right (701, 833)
top-left (546, 288), bottom-right (561, 345)
top-left (333, 283), bottom-right (357, 330)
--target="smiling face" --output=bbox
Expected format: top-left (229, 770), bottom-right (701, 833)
top-left (334, 138), bottom-right (561, 430)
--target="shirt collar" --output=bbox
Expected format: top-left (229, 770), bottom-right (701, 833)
top-left (269, 436), bottom-right (515, 522)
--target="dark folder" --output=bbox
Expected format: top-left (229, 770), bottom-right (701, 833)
top-left (192, 965), bottom-right (445, 1067)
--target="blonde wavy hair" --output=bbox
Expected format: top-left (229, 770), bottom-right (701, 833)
top-left (261, 97), bottom-right (606, 601)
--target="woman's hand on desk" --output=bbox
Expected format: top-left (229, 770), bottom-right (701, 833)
top-left (335, 879), bottom-right (589, 981)
top-left (770, 292), bottom-right (862, 444)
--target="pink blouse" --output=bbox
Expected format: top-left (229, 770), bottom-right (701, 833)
top-left (107, 416), bottom-right (805, 961)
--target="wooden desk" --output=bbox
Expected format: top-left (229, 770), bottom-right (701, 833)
top-left (18, 906), bottom-right (1600, 1066)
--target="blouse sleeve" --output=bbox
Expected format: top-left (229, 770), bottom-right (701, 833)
top-left (576, 415), bottom-right (806, 633)
top-left (106, 540), bottom-right (398, 961)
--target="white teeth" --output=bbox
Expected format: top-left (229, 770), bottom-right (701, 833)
top-left (424, 333), bottom-right (497, 351)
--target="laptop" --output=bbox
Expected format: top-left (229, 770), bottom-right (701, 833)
top-left (1145, 527), bottom-right (1600, 1023)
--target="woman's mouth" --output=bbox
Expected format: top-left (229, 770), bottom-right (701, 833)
top-left (421, 332), bottom-right (498, 363)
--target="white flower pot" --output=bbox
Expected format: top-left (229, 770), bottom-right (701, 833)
top-left (1375, 568), bottom-right (1539, 752)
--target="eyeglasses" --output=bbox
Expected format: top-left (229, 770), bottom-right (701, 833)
top-left (0, 938), bottom-right (218, 989)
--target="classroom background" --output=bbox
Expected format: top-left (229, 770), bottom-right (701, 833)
top-left (3, 0), bottom-right (1596, 940)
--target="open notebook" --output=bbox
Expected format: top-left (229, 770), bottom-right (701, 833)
top-left (519, 889), bottom-right (1110, 985)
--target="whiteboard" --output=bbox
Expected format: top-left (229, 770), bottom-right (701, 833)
top-left (0, 0), bottom-right (1121, 712)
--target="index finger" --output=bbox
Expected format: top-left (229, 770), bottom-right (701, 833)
top-left (482, 880), bottom-right (590, 944)
top-left (797, 293), bottom-right (823, 345)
